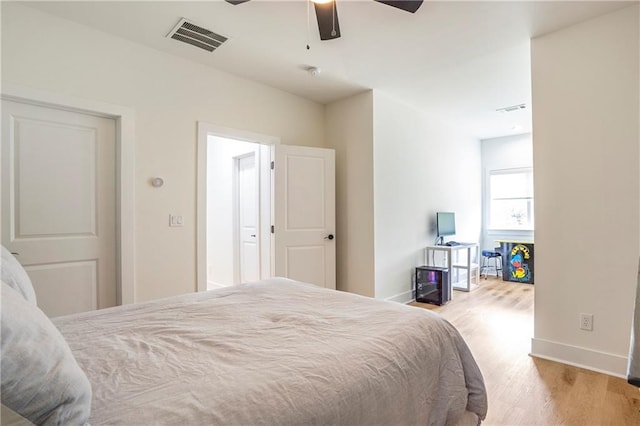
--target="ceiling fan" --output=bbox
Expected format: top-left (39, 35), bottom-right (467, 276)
top-left (224, 0), bottom-right (424, 41)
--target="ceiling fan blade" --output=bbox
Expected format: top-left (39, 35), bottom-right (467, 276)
top-left (224, 0), bottom-right (250, 5)
top-left (314, 1), bottom-right (341, 41)
top-left (373, 0), bottom-right (423, 14)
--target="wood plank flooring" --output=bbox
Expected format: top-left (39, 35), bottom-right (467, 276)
top-left (410, 277), bottom-right (640, 425)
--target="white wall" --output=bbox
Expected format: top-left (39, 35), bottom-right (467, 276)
top-left (480, 133), bottom-right (534, 251)
top-left (325, 90), bottom-right (482, 301)
top-left (1, 3), bottom-right (326, 302)
top-left (206, 136), bottom-right (259, 287)
top-left (372, 92), bottom-right (482, 301)
top-left (325, 91), bottom-right (376, 297)
top-left (531, 5), bottom-right (639, 376)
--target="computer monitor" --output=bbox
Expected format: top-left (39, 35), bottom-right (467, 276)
top-left (436, 212), bottom-right (456, 237)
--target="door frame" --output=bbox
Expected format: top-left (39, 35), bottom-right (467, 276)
top-left (196, 122), bottom-right (279, 292)
top-left (1, 84), bottom-right (136, 304)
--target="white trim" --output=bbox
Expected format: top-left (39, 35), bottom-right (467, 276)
top-left (486, 229), bottom-right (535, 235)
top-left (196, 124), bottom-right (208, 293)
top-left (196, 122), bottom-right (280, 293)
top-left (530, 337), bottom-right (628, 378)
top-left (1, 84), bottom-right (136, 304)
top-left (385, 289), bottom-right (415, 304)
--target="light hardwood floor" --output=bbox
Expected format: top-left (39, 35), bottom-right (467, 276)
top-left (410, 277), bottom-right (640, 425)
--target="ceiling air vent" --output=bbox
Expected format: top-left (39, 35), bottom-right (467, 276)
top-left (496, 103), bottom-right (526, 113)
top-left (167, 18), bottom-right (228, 53)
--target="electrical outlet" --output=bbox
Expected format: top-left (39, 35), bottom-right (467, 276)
top-left (580, 313), bottom-right (593, 331)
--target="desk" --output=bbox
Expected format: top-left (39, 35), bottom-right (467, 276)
top-left (424, 243), bottom-right (479, 292)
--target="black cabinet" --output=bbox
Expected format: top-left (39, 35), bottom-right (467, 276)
top-left (415, 266), bottom-right (450, 305)
top-left (498, 241), bottom-right (535, 284)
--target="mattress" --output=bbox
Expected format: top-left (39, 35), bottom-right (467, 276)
top-left (53, 278), bottom-right (487, 425)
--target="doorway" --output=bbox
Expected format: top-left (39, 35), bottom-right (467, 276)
top-left (196, 122), bottom-right (337, 293)
top-left (205, 135), bottom-right (271, 289)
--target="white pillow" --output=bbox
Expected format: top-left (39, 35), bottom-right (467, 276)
top-left (1, 246), bottom-right (37, 305)
top-left (0, 282), bottom-right (92, 425)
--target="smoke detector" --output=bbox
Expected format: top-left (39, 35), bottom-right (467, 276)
top-left (307, 66), bottom-right (322, 76)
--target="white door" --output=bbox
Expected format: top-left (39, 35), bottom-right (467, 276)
top-left (236, 153), bottom-right (260, 283)
top-left (1, 99), bottom-right (117, 317)
top-left (274, 145), bottom-right (336, 289)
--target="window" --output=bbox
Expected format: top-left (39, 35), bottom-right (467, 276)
top-left (488, 168), bottom-right (534, 230)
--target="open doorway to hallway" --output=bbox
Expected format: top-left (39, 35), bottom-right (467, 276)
top-left (206, 136), bottom-right (272, 290)
top-left (196, 122), bottom-right (336, 293)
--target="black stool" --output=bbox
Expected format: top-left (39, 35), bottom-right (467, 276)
top-left (480, 250), bottom-right (502, 279)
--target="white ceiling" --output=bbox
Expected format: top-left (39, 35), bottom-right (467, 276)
top-left (24, 0), bottom-right (635, 139)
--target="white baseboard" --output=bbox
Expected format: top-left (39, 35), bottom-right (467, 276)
top-left (530, 337), bottom-right (628, 378)
top-left (385, 289), bottom-right (415, 304)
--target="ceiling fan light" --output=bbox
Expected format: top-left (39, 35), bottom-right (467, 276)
top-left (313, 0), bottom-right (341, 40)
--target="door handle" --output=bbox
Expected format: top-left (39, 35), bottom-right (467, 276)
top-left (324, 234), bottom-right (334, 240)
top-left (250, 234), bottom-right (256, 237)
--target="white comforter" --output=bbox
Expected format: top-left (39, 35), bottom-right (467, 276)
top-left (54, 278), bottom-right (487, 425)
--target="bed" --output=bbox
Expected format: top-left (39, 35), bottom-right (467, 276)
top-left (1, 249), bottom-right (487, 425)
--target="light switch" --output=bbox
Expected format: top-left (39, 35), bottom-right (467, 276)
top-left (169, 215), bottom-right (184, 227)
